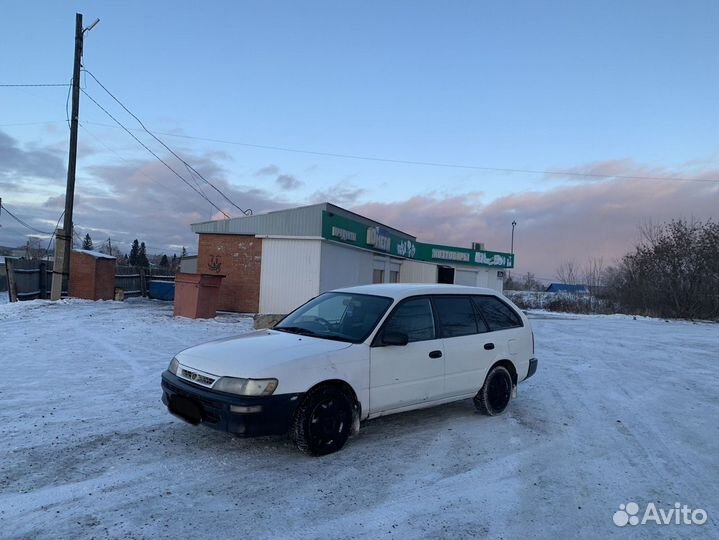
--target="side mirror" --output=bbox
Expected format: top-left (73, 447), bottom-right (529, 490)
top-left (382, 331), bottom-right (409, 346)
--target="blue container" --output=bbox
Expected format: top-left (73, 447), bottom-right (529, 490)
top-left (148, 280), bottom-right (175, 301)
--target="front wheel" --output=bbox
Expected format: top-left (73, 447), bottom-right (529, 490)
top-left (474, 365), bottom-right (513, 416)
top-left (291, 386), bottom-right (353, 456)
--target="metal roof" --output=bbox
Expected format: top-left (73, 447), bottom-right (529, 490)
top-left (191, 202), bottom-right (415, 240)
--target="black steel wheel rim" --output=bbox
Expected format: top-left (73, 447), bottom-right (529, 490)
top-left (487, 371), bottom-right (511, 412)
top-left (309, 397), bottom-right (348, 450)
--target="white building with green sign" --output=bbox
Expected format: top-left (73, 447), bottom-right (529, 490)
top-left (191, 202), bottom-right (514, 314)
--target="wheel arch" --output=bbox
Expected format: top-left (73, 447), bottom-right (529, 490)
top-left (488, 359), bottom-right (518, 387)
top-left (303, 379), bottom-right (362, 435)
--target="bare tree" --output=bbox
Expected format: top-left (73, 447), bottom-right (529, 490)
top-left (555, 260), bottom-right (579, 285)
top-left (583, 257), bottom-right (605, 297)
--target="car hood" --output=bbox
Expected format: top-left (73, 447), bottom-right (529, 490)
top-left (174, 329), bottom-right (353, 378)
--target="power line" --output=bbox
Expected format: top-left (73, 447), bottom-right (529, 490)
top-left (43, 211), bottom-right (66, 260)
top-left (83, 68), bottom-right (252, 214)
top-left (0, 121), bottom-right (65, 127)
top-left (80, 88), bottom-right (232, 219)
top-left (81, 122), bottom-right (719, 185)
top-left (0, 83), bottom-right (71, 88)
top-left (78, 121), bottom-right (192, 198)
top-left (0, 203), bottom-right (53, 235)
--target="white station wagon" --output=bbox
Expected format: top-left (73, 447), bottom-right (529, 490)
top-left (161, 284), bottom-right (538, 455)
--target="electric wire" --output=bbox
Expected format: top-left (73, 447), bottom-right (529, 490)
top-left (0, 203), bottom-right (53, 235)
top-left (80, 125), bottom-right (719, 185)
top-left (43, 211), bottom-right (66, 260)
top-left (82, 68), bottom-right (252, 214)
top-left (0, 83), bottom-right (71, 87)
top-left (80, 88), bottom-right (232, 219)
top-left (1, 82), bottom-right (715, 184)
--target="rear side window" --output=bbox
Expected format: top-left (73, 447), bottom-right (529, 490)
top-left (473, 296), bottom-right (523, 331)
top-left (433, 296), bottom-right (480, 338)
top-left (383, 298), bottom-right (435, 342)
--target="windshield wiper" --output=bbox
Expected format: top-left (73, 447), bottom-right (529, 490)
top-left (274, 326), bottom-right (320, 337)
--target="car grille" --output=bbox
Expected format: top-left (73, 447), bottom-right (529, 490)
top-left (180, 368), bottom-right (216, 387)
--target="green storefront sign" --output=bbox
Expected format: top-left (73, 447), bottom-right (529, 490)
top-left (321, 211), bottom-right (514, 269)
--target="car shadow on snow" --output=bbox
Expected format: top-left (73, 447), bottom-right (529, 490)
top-left (163, 396), bottom-right (547, 460)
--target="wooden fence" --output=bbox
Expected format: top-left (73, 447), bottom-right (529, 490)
top-left (114, 266), bottom-right (175, 298)
top-left (4, 258), bottom-right (67, 302)
top-left (4, 258), bottom-right (174, 302)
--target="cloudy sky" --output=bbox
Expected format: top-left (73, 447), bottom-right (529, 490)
top-left (1, 0), bottom-right (717, 278)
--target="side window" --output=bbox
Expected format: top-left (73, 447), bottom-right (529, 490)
top-left (383, 298), bottom-right (435, 342)
top-left (433, 296), bottom-right (480, 338)
top-left (473, 295), bottom-right (523, 331)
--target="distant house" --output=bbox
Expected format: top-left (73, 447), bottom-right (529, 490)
top-left (546, 283), bottom-right (589, 294)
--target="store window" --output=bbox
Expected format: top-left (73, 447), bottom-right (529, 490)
top-left (372, 269), bottom-right (385, 284)
top-left (389, 270), bottom-right (399, 283)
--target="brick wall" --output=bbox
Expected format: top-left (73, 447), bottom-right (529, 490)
top-left (69, 252), bottom-right (115, 300)
top-left (197, 234), bottom-right (262, 313)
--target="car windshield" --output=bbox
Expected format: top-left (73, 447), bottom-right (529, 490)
top-left (275, 292), bottom-right (393, 343)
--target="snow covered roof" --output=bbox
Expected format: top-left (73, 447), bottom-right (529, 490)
top-left (73, 249), bottom-right (116, 260)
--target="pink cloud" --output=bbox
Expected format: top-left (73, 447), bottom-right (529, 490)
top-left (353, 168), bottom-right (719, 278)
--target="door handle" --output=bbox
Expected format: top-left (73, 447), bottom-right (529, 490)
top-left (429, 350), bottom-right (443, 359)
top-left (484, 343), bottom-right (495, 351)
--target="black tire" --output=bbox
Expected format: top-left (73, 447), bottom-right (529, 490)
top-left (291, 385), bottom-right (353, 456)
top-left (474, 365), bottom-right (513, 416)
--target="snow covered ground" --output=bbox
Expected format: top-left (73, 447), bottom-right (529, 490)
top-left (1, 299), bottom-right (717, 539)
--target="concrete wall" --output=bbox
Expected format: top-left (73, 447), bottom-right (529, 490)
top-left (259, 238), bottom-right (323, 314)
top-left (319, 241), bottom-right (374, 292)
top-left (197, 234), bottom-right (262, 313)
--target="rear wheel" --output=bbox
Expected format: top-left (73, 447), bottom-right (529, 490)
top-left (291, 386), bottom-right (353, 456)
top-left (474, 365), bottom-right (513, 416)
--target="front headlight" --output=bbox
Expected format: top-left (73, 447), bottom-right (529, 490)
top-left (168, 357), bottom-right (180, 375)
top-left (213, 377), bottom-right (278, 396)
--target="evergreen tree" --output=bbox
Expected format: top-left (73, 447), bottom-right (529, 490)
top-left (129, 239), bottom-right (140, 266)
top-left (138, 242), bottom-right (150, 268)
top-left (160, 254), bottom-right (169, 268)
top-left (181, 246), bottom-right (187, 258)
top-left (82, 233), bottom-right (93, 250)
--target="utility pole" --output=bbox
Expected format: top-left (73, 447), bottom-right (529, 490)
top-left (51, 13), bottom-right (99, 299)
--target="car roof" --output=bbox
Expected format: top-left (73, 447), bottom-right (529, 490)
top-left (332, 283), bottom-right (500, 300)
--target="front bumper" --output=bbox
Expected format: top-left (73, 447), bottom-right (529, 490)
top-left (525, 357), bottom-right (538, 380)
top-left (161, 371), bottom-right (303, 437)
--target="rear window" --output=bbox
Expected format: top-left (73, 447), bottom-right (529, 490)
top-left (473, 295), bottom-right (523, 331)
top-left (433, 296), bottom-right (479, 338)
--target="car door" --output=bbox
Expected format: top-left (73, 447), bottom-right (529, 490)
top-left (433, 295), bottom-right (496, 398)
top-left (472, 294), bottom-right (526, 380)
top-left (369, 297), bottom-right (444, 414)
